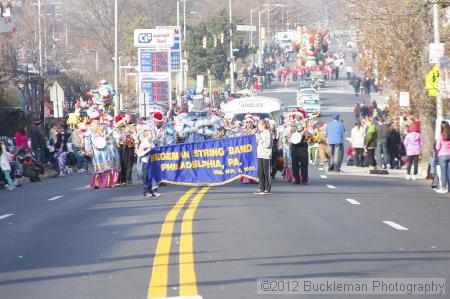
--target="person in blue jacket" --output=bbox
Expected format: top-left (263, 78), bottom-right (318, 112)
top-left (325, 113), bottom-right (346, 172)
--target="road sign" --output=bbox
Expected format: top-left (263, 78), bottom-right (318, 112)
top-left (156, 26), bottom-right (182, 71)
top-left (236, 25), bottom-right (257, 32)
top-left (429, 43), bottom-right (445, 64)
top-left (399, 91), bottom-right (410, 107)
top-left (134, 29), bottom-right (174, 48)
top-left (425, 64), bottom-right (439, 97)
top-left (138, 49), bottom-right (170, 73)
top-left (49, 81), bottom-right (64, 118)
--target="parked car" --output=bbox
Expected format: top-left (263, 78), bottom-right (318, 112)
top-left (296, 88), bottom-right (319, 106)
top-left (311, 72), bottom-right (325, 88)
top-left (298, 79), bottom-right (313, 90)
top-left (299, 98), bottom-right (321, 117)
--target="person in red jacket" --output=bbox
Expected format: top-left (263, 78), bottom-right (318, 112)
top-left (292, 68), bottom-right (299, 81)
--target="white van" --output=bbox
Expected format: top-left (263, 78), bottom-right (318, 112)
top-left (223, 96), bottom-right (284, 124)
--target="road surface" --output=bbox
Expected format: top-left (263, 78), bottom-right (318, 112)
top-left (1, 80), bottom-right (449, 299)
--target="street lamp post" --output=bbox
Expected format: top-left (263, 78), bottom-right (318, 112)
top-left (258, 4), bottom-right (284, 65)
top-left (113, 0), bottom-right (119, 116)
top-left (250, 4), bottom-right (269, 64)
top-left (229, 0), bottom-right (234, 93)
top-left (183, 0), bottom-right (188, 91)
top-left (433, 2), bottom-right (443, 122)
top-left (432, 2), bottom-right (444, 142)
top-left (267, 5), bottom-right (284, 44)
top-left (38, 0), bottom-right (43, 72)
top-left (177, 0), bottom-right (182, 106)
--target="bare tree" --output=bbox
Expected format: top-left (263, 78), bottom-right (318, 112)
top-left (341, 0), bottom-right (436, 163)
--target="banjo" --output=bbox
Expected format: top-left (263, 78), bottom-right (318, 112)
top-left (137, 130), bottom-right (155, 158)
top-left (92, 129), bottom-right (114, 150)
top-left (290, 131), bottom-right (303, 144)
top-left (289, 121), bottom-right (305, 144)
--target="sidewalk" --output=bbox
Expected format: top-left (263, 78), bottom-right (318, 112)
top-left (325, 165), bottom-right (426, 180)
top-left (1, 169), bottom-right (60, 190)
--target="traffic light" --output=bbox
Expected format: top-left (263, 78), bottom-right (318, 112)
top-left (202, 36), bottom-right (207, 49)
top-left (220, 32), bottom-right (224, 44)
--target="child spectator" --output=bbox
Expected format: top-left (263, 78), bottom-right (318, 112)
top-left (0, 142), bottom-right (15, 190)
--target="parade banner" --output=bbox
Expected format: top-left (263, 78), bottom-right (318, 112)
top-left (148, 135), bottom-right (258, 186)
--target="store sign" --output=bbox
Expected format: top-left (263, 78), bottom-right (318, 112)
top-left (139, 74), bottom-right (171, 102)
top-left (156, 26), bottom-right (182, 71)
top-left (138, 49), bottom-right (170, 73)
top-left (134, 29), bottom-right (174, 47)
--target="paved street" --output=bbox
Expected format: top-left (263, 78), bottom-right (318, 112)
top-left (1, 82), bottom-right (450, 299)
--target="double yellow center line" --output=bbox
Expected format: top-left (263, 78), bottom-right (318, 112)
top-left (147, 187), bottom-right (209, 298)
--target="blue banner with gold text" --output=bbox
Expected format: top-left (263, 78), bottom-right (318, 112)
top-left (147, 135), bottom-right (258, 186)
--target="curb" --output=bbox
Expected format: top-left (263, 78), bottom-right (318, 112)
top-left (327, 165), bottom-right (425, 180)
top-left (14, 170), bottom-right (60, 187)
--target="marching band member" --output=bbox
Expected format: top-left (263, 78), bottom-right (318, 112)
top-left (279, 114), bottom-right (293, 182)
top-left (255, 119), bottom-right (273, 195)
top-left (83, 110), bottom-right (121, 189)
top-left (231, 120), bottom-right (242, 137)
top-left (242, 115), bottom-right (258, 135)
top-left (136, 119), bottom-right (158, 198)
top-left (241, 114), bottom-right (258, 184)
top-left (153, 112), bottom-right (176, 147)
top-left (114, 114), bottom-right (137, 185)
top-left (142, 112), bottom-right (176, 198)
top-left (288, 109), bottom-right (309, 185)
top-left (269, 119), bottom-right (280, 179)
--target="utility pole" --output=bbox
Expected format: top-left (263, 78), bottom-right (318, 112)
top-left (433, 2), bottom-right (444, 122)
top-left (183, 0), bottom-right (187, 91)
top-left (37, 0), bottom-right (44, 124)
top-left (38, 0), bottom-right (43, 72)
top-left (113, 0), bottom-right (119, 116)
top-left (250, 5), bottom-right (267, 65)
top-left (229, 0), bottom-right (234, 93)
top-left (267, 9), bottom-right (270, 43)
top-left (258, 10), bottom-right (262, 66)
top-left (177, 0), bottom-right (182, 105)
top-left (250, 11), bottom-right (253, 49)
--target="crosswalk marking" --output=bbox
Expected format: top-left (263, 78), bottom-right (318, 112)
top-left (326, 185), bottom-right (336, 189)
